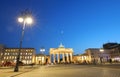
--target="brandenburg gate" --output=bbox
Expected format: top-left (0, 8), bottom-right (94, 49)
top-left (49, 43), bottom-right (73, 63)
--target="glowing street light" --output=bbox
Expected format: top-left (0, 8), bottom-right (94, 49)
top-left (18, 17), bottom-right (33, 24)
top-left (100, 48), bottom-right (104, 52)
top-left (18, 17), bottom-right (24, 22)
top-left (14, 10), bottom-right (33, 72)
top-left (40, 48), bottom-right (45, 54)
top-left (26, 17), bottom-right (33, 24)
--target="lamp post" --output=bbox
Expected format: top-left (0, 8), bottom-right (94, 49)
top-left (40, 48), bottom-right (45, 65)
top-left (99, 48), bottom-right (104, 64)
top-left (14, 10), bottom-right (33, 72)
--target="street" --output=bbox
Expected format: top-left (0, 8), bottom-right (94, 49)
top-left (7, 64), bottom-right (120, 77)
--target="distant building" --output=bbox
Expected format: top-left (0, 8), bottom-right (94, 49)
top-left (0, 47), bottom-right (36, 65)
top-left (49, 43), bottom-right (73, 63)
top-left (0, 45), bottom-right (5, 64)
top-left (73, 53), bottom-right (89, 64)
top-left (85, 48), bottom-right (111, 64)
top-left (1, 42), bottom-right (120, 66)
top-left (103, 42), bottom-right (120, 62)
top-left (35, 54), bottom-right (50, 65)
top-left (103, 42), bottom-right (119, 49)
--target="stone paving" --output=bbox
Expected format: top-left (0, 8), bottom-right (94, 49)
top-left (0, 66), bottom-right (38, 77)
top-left (9, 64), bottom-right (120, 77)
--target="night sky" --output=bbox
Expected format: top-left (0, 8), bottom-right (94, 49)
top-left (0, 0), bottom-right (120, 55)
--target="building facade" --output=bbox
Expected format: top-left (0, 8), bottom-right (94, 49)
top-left (103, 43), bottom-right (120, 62)
top-left (0, 47), bottom-right (35, 65)
top-left (73, 53), bottom-right (89, 64)
top-left (85, 48), bottom-right (111, 64)
top-left (35, 54), bottom-right (50, 65)
top-left (1, 42), bottom-right (120, 66)
top-left (0, 45), bottom-right (5, 64)
top-left (49, 43), bottom-right (73, 64)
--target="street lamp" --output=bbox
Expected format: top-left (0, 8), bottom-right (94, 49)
top-left (14, 10), bottom-right (33, 72)
top-left (99, 48), bottom-right (104, 64)
top-left (40, 48), bottom-right (45, 65)
top-left (100, 48), bottom-right (104, 52)
top-left (40, 47), bottom-right (45, 54)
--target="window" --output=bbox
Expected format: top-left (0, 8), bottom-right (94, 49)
top-left (10, 56), bottom-right (11, 59)
top-left (12, 56), bottom-right (14, 59)
top-left (30, 56), bottom-right (32, 59)
top-left (28, 56), bottom-right (29, 59)
top-left (5, 53), bottom-right (7, 55)
top-left (4, 57), bottom-right (6, 59)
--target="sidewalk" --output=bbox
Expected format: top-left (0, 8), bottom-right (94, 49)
top-left (0, 66), bottom-right (39, 77)
top-left (1, 64), bottom-right (120, 77)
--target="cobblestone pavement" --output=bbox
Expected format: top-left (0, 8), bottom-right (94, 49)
top-left (13, 65), bottom-right (120, 77)
top-left (0, 66), bottom-right (38, 77)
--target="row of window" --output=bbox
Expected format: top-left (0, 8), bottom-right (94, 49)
top-left (22, 60), bottom-right (32, 64)
top-left (4, 56), bottom-right (32, 60)
top-left (5, 49), bottom-right (33, 52)
top-left (4, 52), bottom-right (33, 55)
top-left (91, 56), bottom-right (110, 58)
top-left (111, 50), bottom-right (120, 53)
top-left (1, 60), bottom-right (32, 64)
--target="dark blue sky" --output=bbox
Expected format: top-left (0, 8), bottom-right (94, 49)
top-left (0, 0), bottom-right (120, 54)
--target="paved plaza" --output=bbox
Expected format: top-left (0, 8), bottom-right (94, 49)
top-left (0, 64), bottom-right (120, 77)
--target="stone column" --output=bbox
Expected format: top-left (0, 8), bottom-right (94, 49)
top-left (70, 53), bottom-right (72, 62)
top-left (53, 54), bottom-right (56, 63)
top-left (62, 53), bottom-right (65, 63)
top-left (57, 53), bottom-right (60, 63)
top-left (66, 53), bottom-right (69, 63)
top-left (50, 54), bottom-right (52, 63)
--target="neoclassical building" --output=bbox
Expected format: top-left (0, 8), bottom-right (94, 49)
top-left (49, 43), bottom-right (73, 63)
top-left (35, 54), bottom-right (50, 65)
top-left (0, 45), bottom-right (36, 65)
